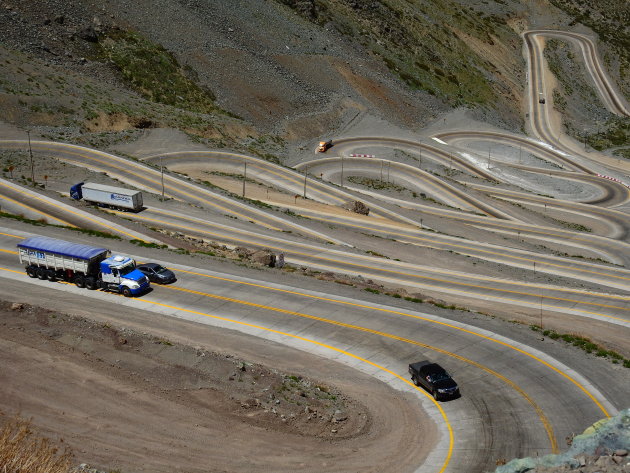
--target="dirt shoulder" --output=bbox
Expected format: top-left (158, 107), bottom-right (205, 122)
top-left (0, 288), bottom-right (435, 473)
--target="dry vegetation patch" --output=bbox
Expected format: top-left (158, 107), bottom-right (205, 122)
top-left (0, 415), bottom-right (72, 473)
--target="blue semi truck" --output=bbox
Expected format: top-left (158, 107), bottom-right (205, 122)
top-left (18, 236), bottom-right (150, 297)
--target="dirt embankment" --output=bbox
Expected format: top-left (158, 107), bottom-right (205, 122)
top-left (0, 298), bottom-right (435, 472)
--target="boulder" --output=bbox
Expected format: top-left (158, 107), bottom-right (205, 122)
top-left (234, 246), bottom-right (252, 258)
top-left (341, 200), bottom-right (370, 215)
top-left (251, 250), bottom-right (276, 267)
top-left (333, 409), bottom-right (348, 422)
top-left (77, 25), bottom-right (98, 42)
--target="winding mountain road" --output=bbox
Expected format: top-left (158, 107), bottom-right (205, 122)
top-left (0, 28), bottom-right (628, 473)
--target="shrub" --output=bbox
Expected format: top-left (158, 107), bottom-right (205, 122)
top-left (0, 415), bottom-right (72, 473)
top-left (130, 239), bottom-right (167, 248)
top-left (99, 30), bottom-right (217, 114)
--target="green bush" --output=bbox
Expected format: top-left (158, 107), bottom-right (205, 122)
top-left (100, 30), bottom-right (217, 114)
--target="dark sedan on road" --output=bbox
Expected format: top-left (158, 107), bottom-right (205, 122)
top-left (136, 263), bottom-right (177, 284)
top-left (409, 360), bottom-right (459, 401)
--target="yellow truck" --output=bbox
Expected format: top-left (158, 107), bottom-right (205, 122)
top-left (317, 140), bottom-right (332, 153)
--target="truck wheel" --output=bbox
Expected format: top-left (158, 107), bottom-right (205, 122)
top-left (122, 287), bottom-right (132, 297)
top-left (26, 266), bottom-right (37, 278)
top-left (85, 277), bottom-right (96, 290)
top-left (74, 276), bottom-right (85, 288)
top-left (46, 269), bottom-right (57, 281)
top-left (36, 267), bottom-right (47, 280)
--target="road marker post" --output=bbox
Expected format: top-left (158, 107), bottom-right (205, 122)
top-left (243, 161), bottom-right (247, 197)
top-left (160, 156), bottom-right (165, 201)
top-left (340, 155), bottom-right (344, 187)
top-left (27, 130), bottom-right (35, 187)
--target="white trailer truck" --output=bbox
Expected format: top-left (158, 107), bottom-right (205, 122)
top-left (70, 182), bottom-right (143, 211)
top-left (18, 236), bottom-right (150, 297)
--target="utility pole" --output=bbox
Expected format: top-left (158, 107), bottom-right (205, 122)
top-left (27, 130), bottom-right (35, 187)
top-left (387, 161), bottom-right (390, 183)
top-left (303, 166), bottom-right (307, 199)
top-left (487, 146), bottom-right (491, 169)
top-left (242, 161), bottom-right (247, 197)
top-left (519, 145), bottom-right (522, 164)
top-left (160, 156), bottom-right (165, 201)
top-left (540, 292), bottom-right (544, 333)
top-left (340, 156), bottom-right (344, 187)
top-left (380, 160), bottom-right (383, 183)
top-left (534, 261), bottom-right (543, 337)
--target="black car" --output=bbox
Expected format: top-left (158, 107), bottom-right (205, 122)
top-left (408, 361), bottom-right (459, 401)
top-left (136, 263), bottom-right (177, 284)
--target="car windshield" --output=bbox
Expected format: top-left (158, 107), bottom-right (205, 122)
top-left (430, 373), bottom-right (451, 382)
top-left (154, 266), bottom-right (168, 273)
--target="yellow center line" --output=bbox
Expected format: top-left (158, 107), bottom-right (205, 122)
top-left (0, 180), bottom-right (147, 241)
top-left (55, 145), bottom-right (354, 243)
top-left (300, 214), bottom-right (630, 282)
top-left (389, 161), bottom-right (492, 216)
top-left (166, 266), bottom-right (610, 419)
top-left (116, 211), bottom-right (630, 315)
top-left (2, 229), bottom-right (615, 452)
top-left (0, 232), bottom-right (22, 238)
top-left (31, 142), bottom-right (347, 240)
top-left (0, 246), bottom-right (615, 423)
top-left (160, 283), bottom-right (558, 453)
top-left (474, 187), bottom-right (630, 225)
top-left (31, 143), bottom-right (284, 232)
top-left (0, 182), bottom-right (75, 226)
top-left (399, 198), bottom-right (625, 255)
top-left (0, 263), bottom-right (454, 472)
top-left (0, 191), bottom-right (73, 226)
top-left (157, 152), bottom-right (348, 205)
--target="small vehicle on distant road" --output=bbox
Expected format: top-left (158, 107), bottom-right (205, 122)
top-left (136, 263), bottom-right (177, 284)
top-left (408, 360), bottom-right (459, 401)
top-left (317, 140), bottom-right (333, 153)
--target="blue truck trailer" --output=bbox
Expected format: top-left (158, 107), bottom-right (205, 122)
top-left (18, 236), bottom-right (150, 297)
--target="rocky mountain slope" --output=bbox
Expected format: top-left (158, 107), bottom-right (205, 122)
top-left (0, 0), bottom-right (627, 157)
top-left (0, 0), bottom-right (628, 157)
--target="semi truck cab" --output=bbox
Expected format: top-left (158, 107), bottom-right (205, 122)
top-left (100, 255), bottom-right (149, 296)
top-left (70, 182), bottom-right (84, 200)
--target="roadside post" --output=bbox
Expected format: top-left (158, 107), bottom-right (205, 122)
top-left (27, 130), bottom-right (35, 187)
top-left (340, 155), bottom-right (344, 187)
top-left (243, 161), bottom-right (247, 197)
top-left (160, 156), bottom-right (165, 201)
